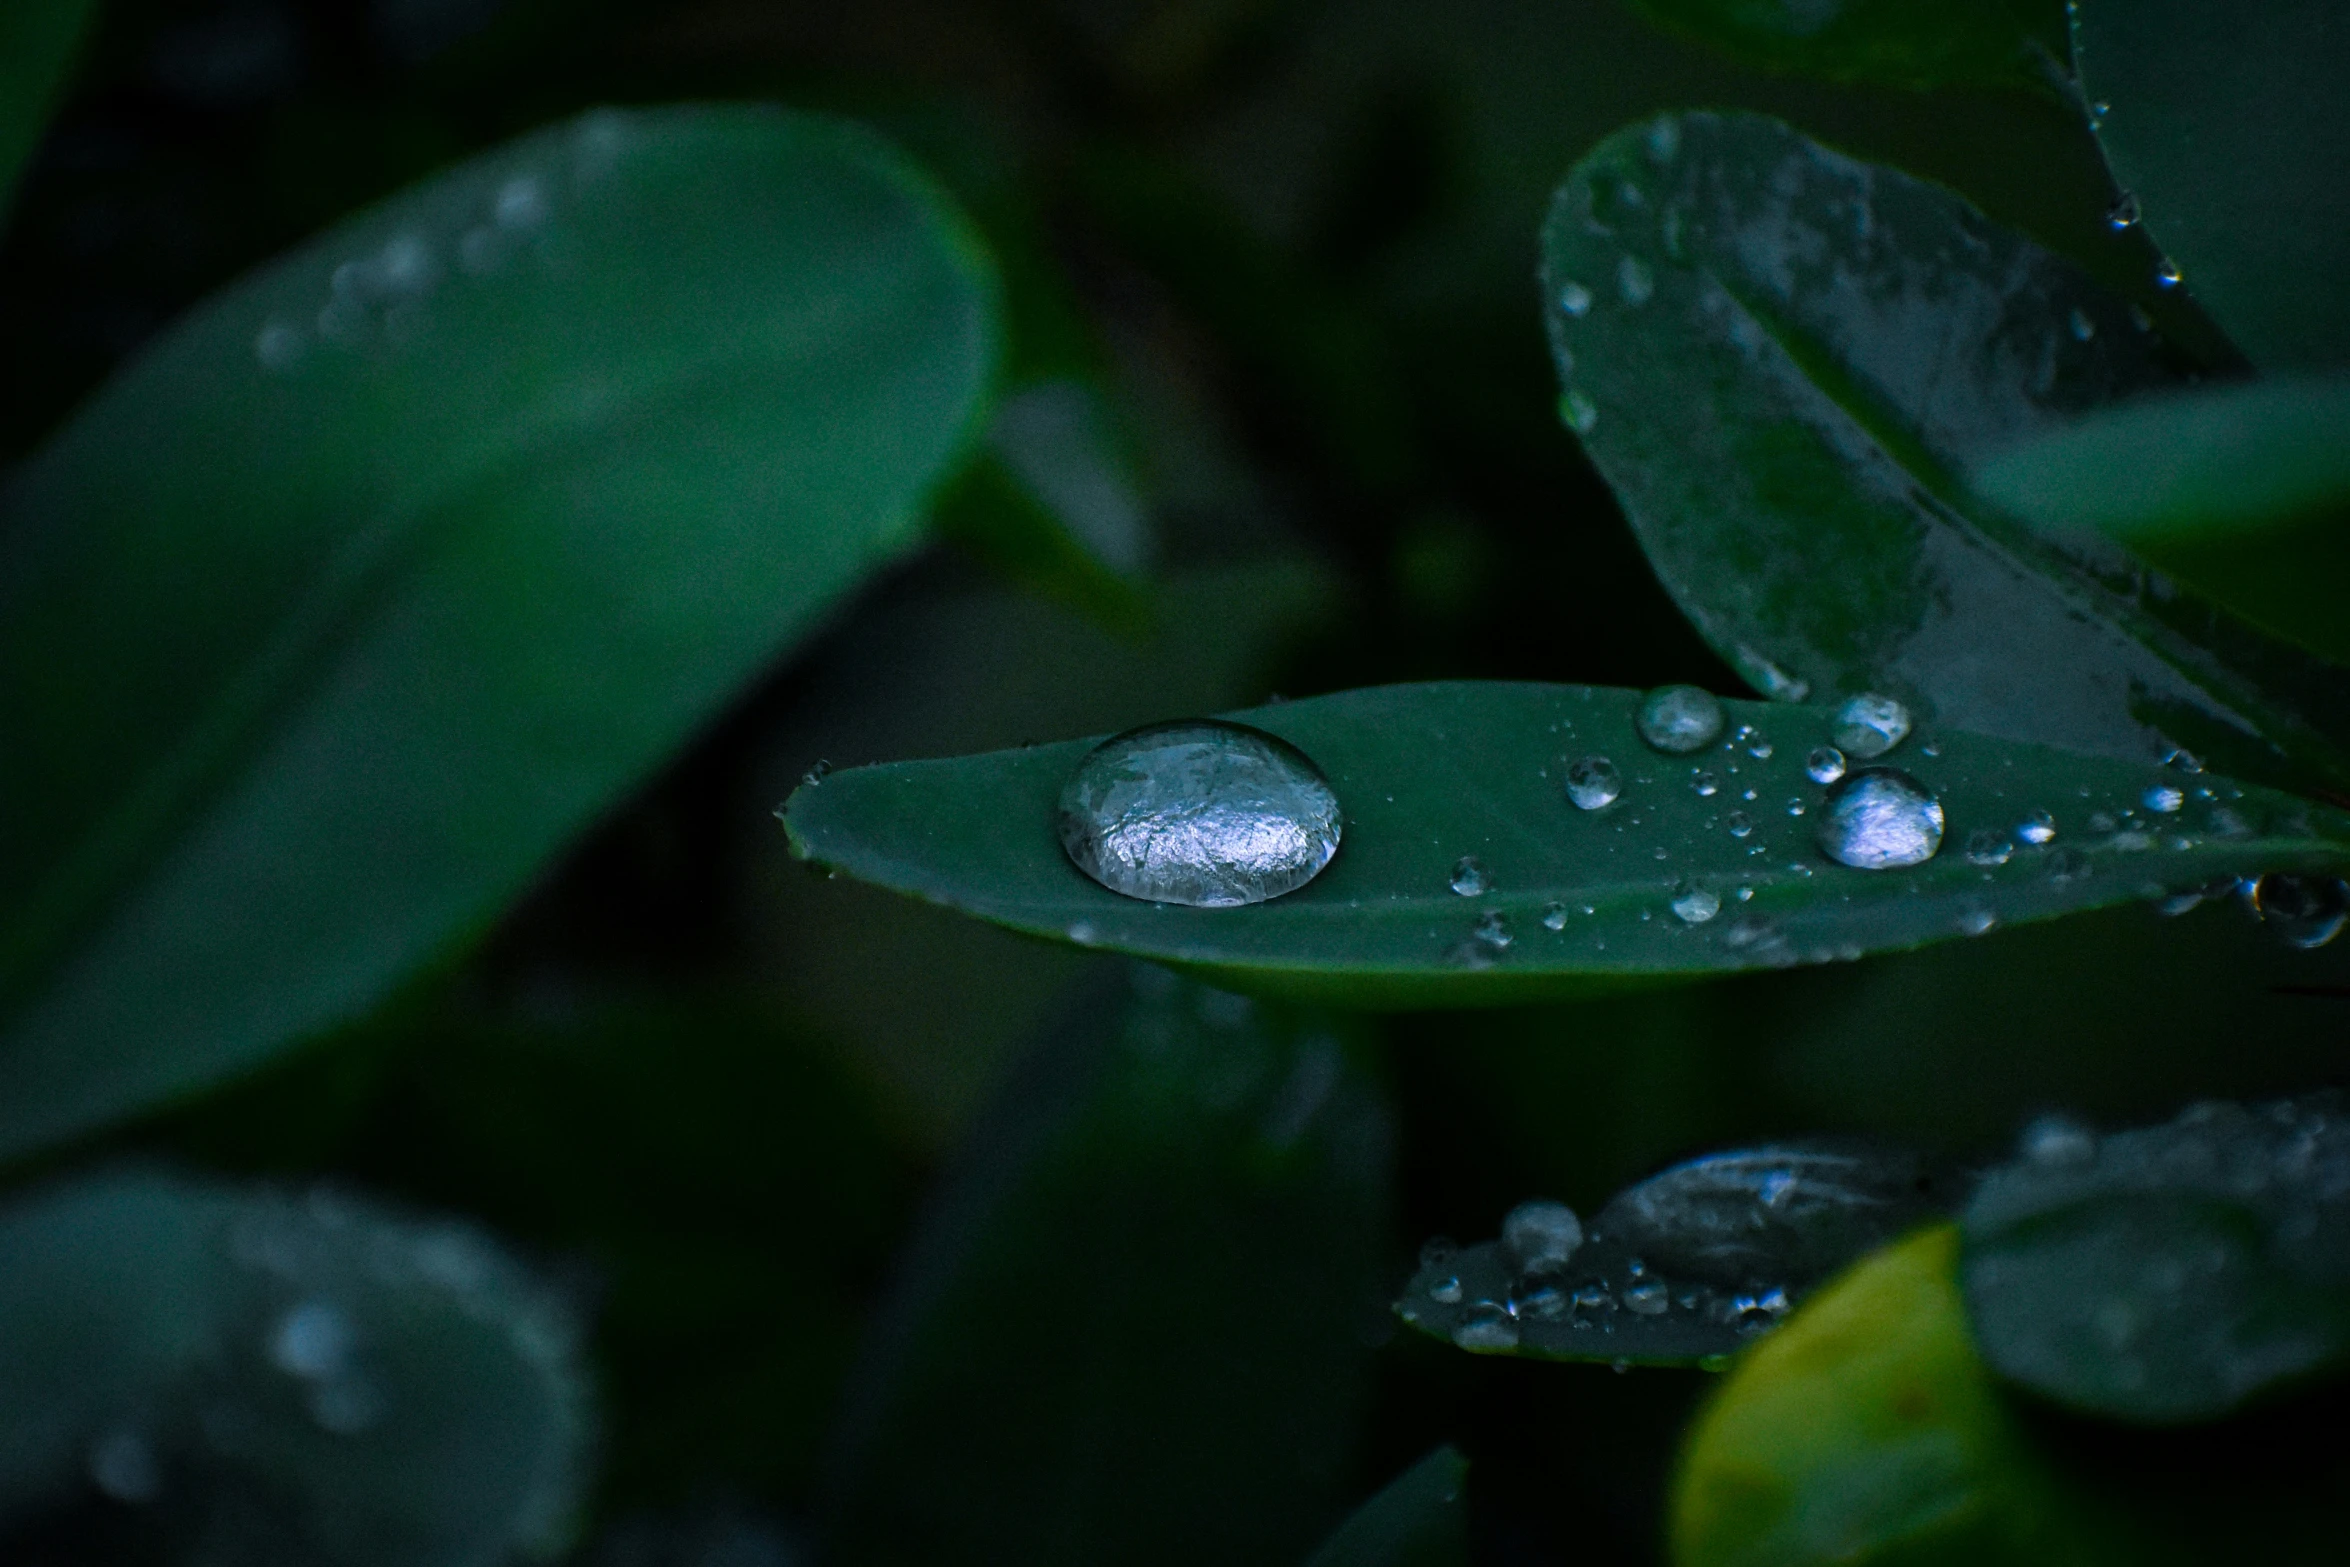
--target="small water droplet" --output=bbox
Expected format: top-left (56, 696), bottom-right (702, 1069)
top-left (2163, 748), bottom-right (2203, 774)
top-left (1565, 755), bottom-right (1622, 810)
top-left (2017, 809), bottom-right (2057, 846)
top-left (1453, 1303), bottom-right (1520, 1352)
top-left (1557, 280), bottom-right (1594, 317)
top-left (1805, 746), bottom-right (1847, 785)
top-left (495, 174), bottom-right (549, 231)
top-left (1645, 117), bottom-right (1681, 163)
top-left (1816, 769), bottom-right (1944, 870)
top-left (1066, 921), bottom-right (1100, 945)
top-left (2107, 192), bottom-right (2141, 229)
top-left (1623, 1278), bottom-right (1671, 1315)
top-left (87, 1430), bottom-right (162, 1504)
top-left (1617, 254), bottom-right (1655, 306)
top-left (1733, 723), bottom-right (1774, 761)
top-left (1727, 810), bottom-right (1754, 838)
top-left (2068, 306), bottom-right (2096, 341)
top-left (1474, 911), bottom-right (1513, 950)
top-left (1058, 721), bottom-right (1342, 907)
top-left (1450, 856), bottom-right (1490, 896)
top-left (1637, 686), bottom-right (1725, 754)
top-left (1503, 1199), bottom-right (1585, 1270)
top-left (1671, 882), bottom-right (1721, 924)
top-left (1559, 389), bottom-right (1599, 434)
top-left (1431, 1275), bottom-right (1464, 1304)
top-left (1542, 901), bottom-right (1570, 931)
top-left (2143, 784), bottom-right (2184, 814)
top-left (2155, 256), bottom-right (2183, 288)
top-left (1957, 903), bottom-right (1997, 937)
top-left (1691, 770), bottom-right (1719, 798)
top-left (802, 759), bottom-right (831, 785)
top-left (1965, 827), bottom-right (2013, 866)
top-left (1785, 797), bottom-right (1806, 817)
top-left (1831, 693), bottom-right (1912, 759)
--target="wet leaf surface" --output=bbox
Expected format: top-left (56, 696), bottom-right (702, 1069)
top-left (1397, 1143), bottom-right (1949, 1365)
top-left (1962, 1093), bottom-right (2350, 1424)
top-left (0, 106), bottom-right (995, 1160)
top-left (1543, 110), bottom-right (2350, 798)
top-left (0, 1168), bottom-right (589, 1565)
top-left (2073, 0), bottom-right (2350, 369)
top-left (1975, 373), bottom-right (2350, 666)
top-left (783, 682), bottom-right (2350, 1007)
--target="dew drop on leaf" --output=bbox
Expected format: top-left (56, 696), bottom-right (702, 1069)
top-left (1449, 856), bottom-right (1490, 897)
top-left (1056, 720), bottom-right (1342, 907)
top-left (1815, 769), bottom-right (1943, 870)
top-left (2017, 808), bottom-right (2058, 845)
top-left (1637, 686), bottom-right (1725, 754)
top-left (1830, 693), bottom-right (1911, 759)
top-left (1670, 882), bottom-right (1721, 924)
top-left (2143, 784), bottom-right (2185, 813)
top-left (1964, 828), bottom-right (2013, 866)
top-left (1804, 746), bottom-right (1846, 785)
top-left (1502, 1200), bottom-right (1585, 1271)
top-left (1564, 754), bottom-right (1622, 810)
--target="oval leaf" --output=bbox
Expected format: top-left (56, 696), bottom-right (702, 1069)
top-left (822, 967), bottom-right (1392, 1567)
top-left (0, 1167), bottom-right (590, 1563)
top-left (1671, 1226), bottom-right (2094, 1567)
top-left (1623, 0), bottom-right (2069, 93)
top-left (1962, 1093), bottom-right (2350, 1424)
top-left (1974, 373), bottom-right (2350, 666)
top-left (2073, 0), bottom-right (2350, 369)
top-left (781, 682), bottom-right (2350, 1008)
top-left (1542, 110), bottom-right (2350, 796)
top-left (1399, 1143), bottom-right (1948, 1365)
top-left (0, 106), bottom-right (997, 1159)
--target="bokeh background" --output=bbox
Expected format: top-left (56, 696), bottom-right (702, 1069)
top-left (5, 2), bottom-right (2345, 1563)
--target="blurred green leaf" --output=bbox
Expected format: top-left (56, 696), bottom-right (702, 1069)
top-left (1544, 111), bottom-right (2350, 798)
top-left (1301, 1446), bottom-right (1469, 1567)
top-left (1973, 374), bottom-right (2350, 666)
top-left (2072, 0), bottom-right (2350, 369)
top-left (823, 967), bottom-right (1391, 1567)
top-left (0, 1167), bottom-right (589, 1564)
top-left (1670, 1225), bottom-right (2095, 1567)
top-left (0, 106), bottom-right (997, 1161)
top-left (0, 0), bottom-right (98, 226)
top-left (782, 681), bottom-right (2350, 1007)
top-left (1621, 0), bottom-right (2068, 94)
top-left (1962, 1093), bottom-right (2350, 1425)
top-left (1399, 1144), bottom-right (1949, 1365)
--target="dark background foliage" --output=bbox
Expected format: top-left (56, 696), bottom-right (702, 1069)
top-left (3, 1), bottom-right (2342, 1563)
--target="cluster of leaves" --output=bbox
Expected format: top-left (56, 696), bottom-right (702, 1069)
top-left (0, 0), bottom-right (2345, 1563)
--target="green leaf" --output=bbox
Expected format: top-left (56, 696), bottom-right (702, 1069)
top-left (1399, 1144), bottom-right (1950, 1365)
top-left (1670, 1225), bottom-right (2099, 1567)
top-left (1973, 373), bottom-right (2350, 666)
top-left (2072, 0), bottom-right (2350, 369)
top-left (823, 967), bottom-right (1391, 1567)
top-left (0, 1167), bottom-right (590, 1562)
top-left (0, 0), bottom-right (99, 226)
top-left (781, 681), bottom-right (2350, 1008)
top-left (1543, 110), bottom-right (2350, 799)
top-left (1301, 1447), bottom-right (1469, 1567)
top-left (0, 106), bottom-right (997, 1161)
top-left (1621, 0), bottom-right (2069, 94)
top-left (1962, 1092), bottom-right (2350, 1425)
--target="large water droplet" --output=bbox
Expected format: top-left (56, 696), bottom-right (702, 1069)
top-left (1565, 755), bottom-right (1622, 810)
top-left (1804, 746), bottom-right (1846, 785)
top-left (1453, 1303), bottom-right (1520, 1352)
top-left (1058, 721), bottom-right (1342, 907)
top-left (1502, 1199), bottom-right (1585, 1271)
top-left (2244, 874), bottom-right (2349, 949)
top-left (1450, 856), bottom-right (1490, 897)
top-left (1671, 881), bottom-right (1721, 924)
top-left (1637, 686), bottom-right (1725, 754)
top-left (1831, 693), bottom-right (1911, 759)
top-left (2143, 784), bottom-right (2185, 814)
top-left (1816, 768), bottom-right (1944, 870)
